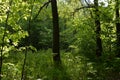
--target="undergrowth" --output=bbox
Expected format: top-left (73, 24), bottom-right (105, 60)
top-left (2, 49), bottom-right (120, 80)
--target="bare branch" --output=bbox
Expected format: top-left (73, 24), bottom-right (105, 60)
top-left (72, 5), bottom-right (94, 16)
top-left (75, 5), bottom-right (94, 12)
top-left (33, 0), bottom-right (51, 20)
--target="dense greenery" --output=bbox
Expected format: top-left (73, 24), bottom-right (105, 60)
top-left (0, 0), bottom-right (120, 80)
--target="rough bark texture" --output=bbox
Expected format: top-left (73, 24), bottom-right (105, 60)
top-left (94, 0), bottom-right (102, 57)
top-left (115, 0), bottom-right (120, 57)
top-left (51, 0), bottom-right (61, 65)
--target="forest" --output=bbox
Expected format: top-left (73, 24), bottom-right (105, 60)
top-left (0, 0), bottom-right (120, 80)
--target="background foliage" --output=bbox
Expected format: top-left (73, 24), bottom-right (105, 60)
top-left (0, 0), bottom-right (120, 80)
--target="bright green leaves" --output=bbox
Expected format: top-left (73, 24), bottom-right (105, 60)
top-left (0, 0), bottom-right (29, 54)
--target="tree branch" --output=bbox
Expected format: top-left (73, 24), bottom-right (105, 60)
top-left (75, 5), bottom-right (94, 12)
top-left (33, 0), bottom-right (51, 20)
top-left (72, 5), bottom-right (94, 16)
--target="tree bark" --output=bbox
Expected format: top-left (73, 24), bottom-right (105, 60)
top-left (115, 0), bottom-right (120, 57)
top-left (51, 0), bottom-right (61, 65)
top-left (94, 0), bottom-right (102, 57)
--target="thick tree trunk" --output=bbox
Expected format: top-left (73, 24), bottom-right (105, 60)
top-left (51, 0), bottom-right (61, 65)
top-left (115, 0), bottom-right (120, 57)
top-left (94, 0), bottom-right (102, 57)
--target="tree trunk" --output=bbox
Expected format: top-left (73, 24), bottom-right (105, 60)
top-left (94, 0), bottom-right (102, 57)
top-left (51, 0), bottom-right (61, 66)
top-left (115, 0), bottom-right (120, 57)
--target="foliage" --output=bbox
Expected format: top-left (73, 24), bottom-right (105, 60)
top-left (0, 0), bottom-right (120, 80)
top-left (2, 49), bottom-right (120, 80)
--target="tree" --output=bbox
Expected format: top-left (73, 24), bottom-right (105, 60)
top-left (0, 1), bottom-right (12, 79)
top-left (51, 0), bottom-right (61, 65)
top-left (115, 0), bottom-right (120, 57)
top-left (94, 0), bottom-right (102, 57)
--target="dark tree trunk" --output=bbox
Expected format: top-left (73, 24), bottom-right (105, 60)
top-left (94, 0), bottom-right (102, 57)
top-left (51, 0), bottom-right (61, 65)
top-left (115, 0), bottom-right (120, 57)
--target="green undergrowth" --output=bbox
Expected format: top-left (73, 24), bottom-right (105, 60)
top-left (2, 49), bottom-right (120, 80)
